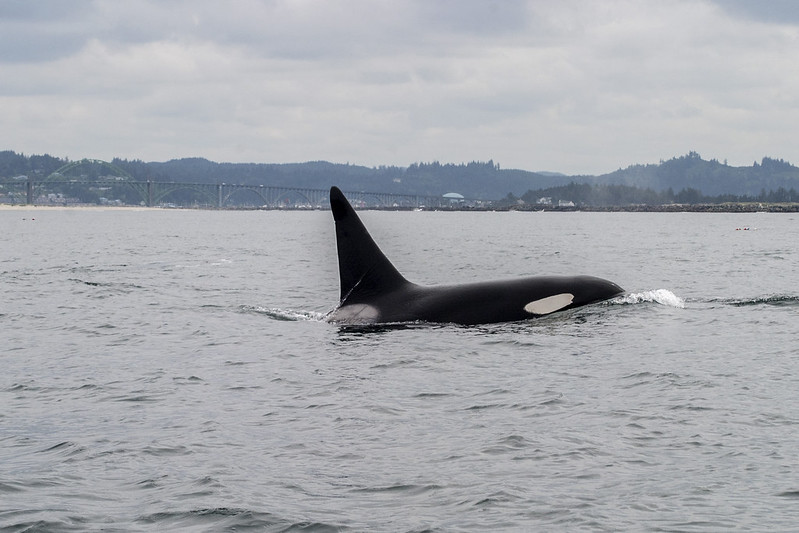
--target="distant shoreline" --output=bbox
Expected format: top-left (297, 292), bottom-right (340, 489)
top-left (514, 203), bottom-right (799, 213)
top-left (2, 202), bottom-right (798, 213)
top-left (0, 204), bottom-right (160, 212)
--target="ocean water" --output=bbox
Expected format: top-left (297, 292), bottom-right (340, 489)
top-left (2, 207), bottom-right (798, 532)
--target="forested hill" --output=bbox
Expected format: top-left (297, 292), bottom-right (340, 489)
top-left (593, 152), bottom-right (799, 197)
top-left (141, 158), bottom-right (576, 199)
top-left (2, 150), bottom-right (799, 200)
top-left (0, 152), bottom-right (572, 199)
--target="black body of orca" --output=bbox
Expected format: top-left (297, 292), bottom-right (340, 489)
top-left (327, 186), bottom-right (624, 326)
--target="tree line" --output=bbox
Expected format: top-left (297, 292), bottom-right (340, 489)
top-left (2, 149), bottom-right (799, 204)
top-left (506, 182), bottom-right (798, 208)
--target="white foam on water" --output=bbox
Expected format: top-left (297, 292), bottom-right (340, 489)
top-left (242, 305), bottom-right (326, 321)
top-left (613, 289), bottom-right (685, 309)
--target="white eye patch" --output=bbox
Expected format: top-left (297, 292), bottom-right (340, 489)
top-left (523, 293), bottom-right (574, 315)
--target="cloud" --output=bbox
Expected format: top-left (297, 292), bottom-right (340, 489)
top-left (0, 0), bottom-right (94, 62)
top-left (2, 0), bottom-right (799, 174)
top-left (713, 0), bottom-right (799, 24)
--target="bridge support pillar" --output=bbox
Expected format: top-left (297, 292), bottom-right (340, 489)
top-left (146, 180), bottom-right (153, 207)
top-left (26, 180), bottom-right (33, 205)
top-left (217, 183), bottom-right (223, 208)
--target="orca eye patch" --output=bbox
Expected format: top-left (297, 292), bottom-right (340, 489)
top-left (523, 293), bottom-right (574, 315)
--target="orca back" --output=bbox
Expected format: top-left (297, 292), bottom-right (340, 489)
top-left (330, 187), bottom-right (408, 304)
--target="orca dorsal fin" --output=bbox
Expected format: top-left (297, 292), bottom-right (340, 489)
top-left (330, 186), bottom-right (409, 303)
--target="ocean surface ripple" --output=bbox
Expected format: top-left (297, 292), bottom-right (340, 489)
top-left (2, 208), bottom-right (798, 531)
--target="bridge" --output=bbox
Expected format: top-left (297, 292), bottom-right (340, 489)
top-left (0, 159), bottom-right (466, 209)
top-left (5, 179), bottom-right (454, 208)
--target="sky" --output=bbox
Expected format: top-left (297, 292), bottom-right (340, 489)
top-left (2, 0), bottom-right (799, 175)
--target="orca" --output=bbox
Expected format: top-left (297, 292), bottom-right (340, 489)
top-left (326, 186), bottom-right (624, 325)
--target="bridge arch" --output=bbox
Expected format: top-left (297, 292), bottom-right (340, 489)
top-left (31, 159), bottom-right (137, 204)
top-left (273, 189), bottom-right (316, 207)
top-left (357, 193), bottom-right (390, 207)
top-left (152, 183), bottom-right (218, 207)
top-left (222, 186), bottom-right (270, 207)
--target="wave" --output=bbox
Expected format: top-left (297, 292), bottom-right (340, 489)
top-left (719, 295), bottom-right (799, 307)
top-left (615, 293), bottom-right (799, 310)
top-left (240, 305), bottom-right (326, 321)
top-left (135, 507), bottom-right (342, 532)
top-left (612, 289), bottom-right (685, 308)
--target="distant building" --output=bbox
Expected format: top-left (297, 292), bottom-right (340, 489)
top-left (558, 199), bottom-right (575, 207)
top-left (537, 197), bottom-right (553, 205)
top-left (443, 192), bottom-right (464, 205)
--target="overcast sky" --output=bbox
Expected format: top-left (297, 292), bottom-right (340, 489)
top-left (2, 0), bottom-right (799, 175)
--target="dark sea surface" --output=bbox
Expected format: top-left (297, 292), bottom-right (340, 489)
top-left (2, 207), bottom-right (798, 532)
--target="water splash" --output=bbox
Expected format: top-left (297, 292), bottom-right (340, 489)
top-left (613, 289), bottom-right (685, 309)
top-left (239, 305), bottom-right (326, 321)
